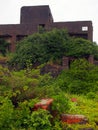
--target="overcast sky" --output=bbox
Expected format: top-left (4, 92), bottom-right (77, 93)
top-left (0, 0), bottom-right (98, 43)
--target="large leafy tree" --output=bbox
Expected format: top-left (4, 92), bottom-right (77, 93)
top-left (9, 28), bottom-right (98, 69)
top-left (65, 38), bottom-right (98, 58)
top-left (9, 29), bottom-right (70, 68)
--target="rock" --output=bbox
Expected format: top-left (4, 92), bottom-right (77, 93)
top-left (40, 63), bottom-right (62, 77)
top-left (61, 114), bottom-right (88, 124)
top-left (79, 128), bottom-right (94, 130)
top-left (32, 98), bottom-right (53, 111)
top-left (71, 98), bottom-right (78, 102)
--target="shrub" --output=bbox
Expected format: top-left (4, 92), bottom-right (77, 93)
top-left (65, 38), bottom-right (98, 58)
top-left (0, 65), bottom-right (55, 104)
top-left (29, 109), bottom-right (52, 130)
top-left (86, 92), bottom-right (97, 99)
top-left (55, 59), bottom-right (98, 94)
top-left (9, 29), bottom-right (70, 69)
top-left (0, 96), bottom-right (14, 130)
top-left (52, 93), bottom-right (70, 115)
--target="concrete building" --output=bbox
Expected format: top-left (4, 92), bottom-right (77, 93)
top-left (0, 5), bottom-right (93, 52)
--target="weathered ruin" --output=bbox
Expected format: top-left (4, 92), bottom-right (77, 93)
top-left (0, 5), bottom-right (93, 52)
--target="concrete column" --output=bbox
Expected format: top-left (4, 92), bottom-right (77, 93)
top-left (88, 55), bottom-right (94, 64)
top-left (62, 56), bottom-right (69, 69)
top-left (10, 35), bottom-right (16, 52)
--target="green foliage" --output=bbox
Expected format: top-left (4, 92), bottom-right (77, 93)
top-left (12, 99), bottom-right (39, 129)
top-left (68, 59), bottom-right (98, 94)
top-left (9, 29), bottom-right (70, 69)
top-left (9, 33), bottom-right (45, 69)
top-left (66, 94), bottom-right (98, 129)
top-left (56, 59), bottom-right (98, 94)
top-left (52, 93), bottom-right (70, 114)
top-left (0, 65), bottom-right (53, 104)
top-left (65, 38), bottom-right (98, 58)
top-left (29, 109), bottom-right (52, 130)
top-left (0, 38), bottom-right (9, 56)
top-left (9, 28), bottom-right (98, 69)
top-left (42, 28), bottom-right (69, 61)
top-left (0, 64), bottom-right (98, 129)
top-left (0, 96), bottom-right (52, 130)
top-left (0, 96), bottom-right (14, 130)
top-left (86, 91), bottom-right (98, 100)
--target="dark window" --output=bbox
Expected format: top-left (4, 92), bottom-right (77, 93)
top-left (38, 24), bottom-right (46, 33)
top-left (16, 35), bottom-right (27, 41)
top-left (39, 24), bottom-right (45, 28)
top-left (69, 33), bottom-right (88, 40)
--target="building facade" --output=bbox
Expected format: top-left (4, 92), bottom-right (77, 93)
top-left (0, 5), bottom-right (93, 52)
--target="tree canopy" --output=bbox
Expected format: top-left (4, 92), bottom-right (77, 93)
top-left (9, 28), bottom-right (98, 69)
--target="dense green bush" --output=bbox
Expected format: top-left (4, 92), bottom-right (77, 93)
top-left (0, 65), bottom-right (70, 129)
top-left (0, 97), bottom-right (52, 130)
top-left (55, 59), bottom-right (98, 94)
top-left (0, 95), bottom-right (98, 130)
top-left (9, 28), bottom-right (98, 69)
top-left (0, 96), bottom-right (14, 130)
top-left (29, 109), bottom-right (52, 130)
top-left (0, 62), bottom-right (98, 129)
top-left (52, 93), bottom-right (70, 114)
top-left (65, 38), bottom-right (98, 58)
top-left (0, 65), bottom-right (53, 104)
top-left (9, 29), bottom-right (70, 69)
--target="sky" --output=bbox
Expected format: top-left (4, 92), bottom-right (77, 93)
top-left (0, 0), bottom-right (98, 43)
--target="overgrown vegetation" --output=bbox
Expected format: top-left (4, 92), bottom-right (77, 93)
top-left (0, 38), bottom-right (9, 56)
top-left (0, 65), bottom-right (69, 129)
top-left (0, 58), bottom-right (98, 129)
top-left (1, 28), bottom-right (98, 129)
top-left (56, 59), bottom-right (98, 94)
top-left (9, 29), bottom-right (98, 69)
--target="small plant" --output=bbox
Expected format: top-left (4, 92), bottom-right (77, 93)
top-left (52, 93), bottom-right (70, 115)
top-left (29, 109), bottom-right (52, 130)
top-left (0, 96), bottom-right (14, 130)
top-left (86, 92), bottom-right (96, 99)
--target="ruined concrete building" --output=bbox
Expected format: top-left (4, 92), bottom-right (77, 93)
top-left (0, 5), bottom-right (93, 52)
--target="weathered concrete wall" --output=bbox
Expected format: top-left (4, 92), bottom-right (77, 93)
top-left (0, 5), bottom-right (93, 52)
